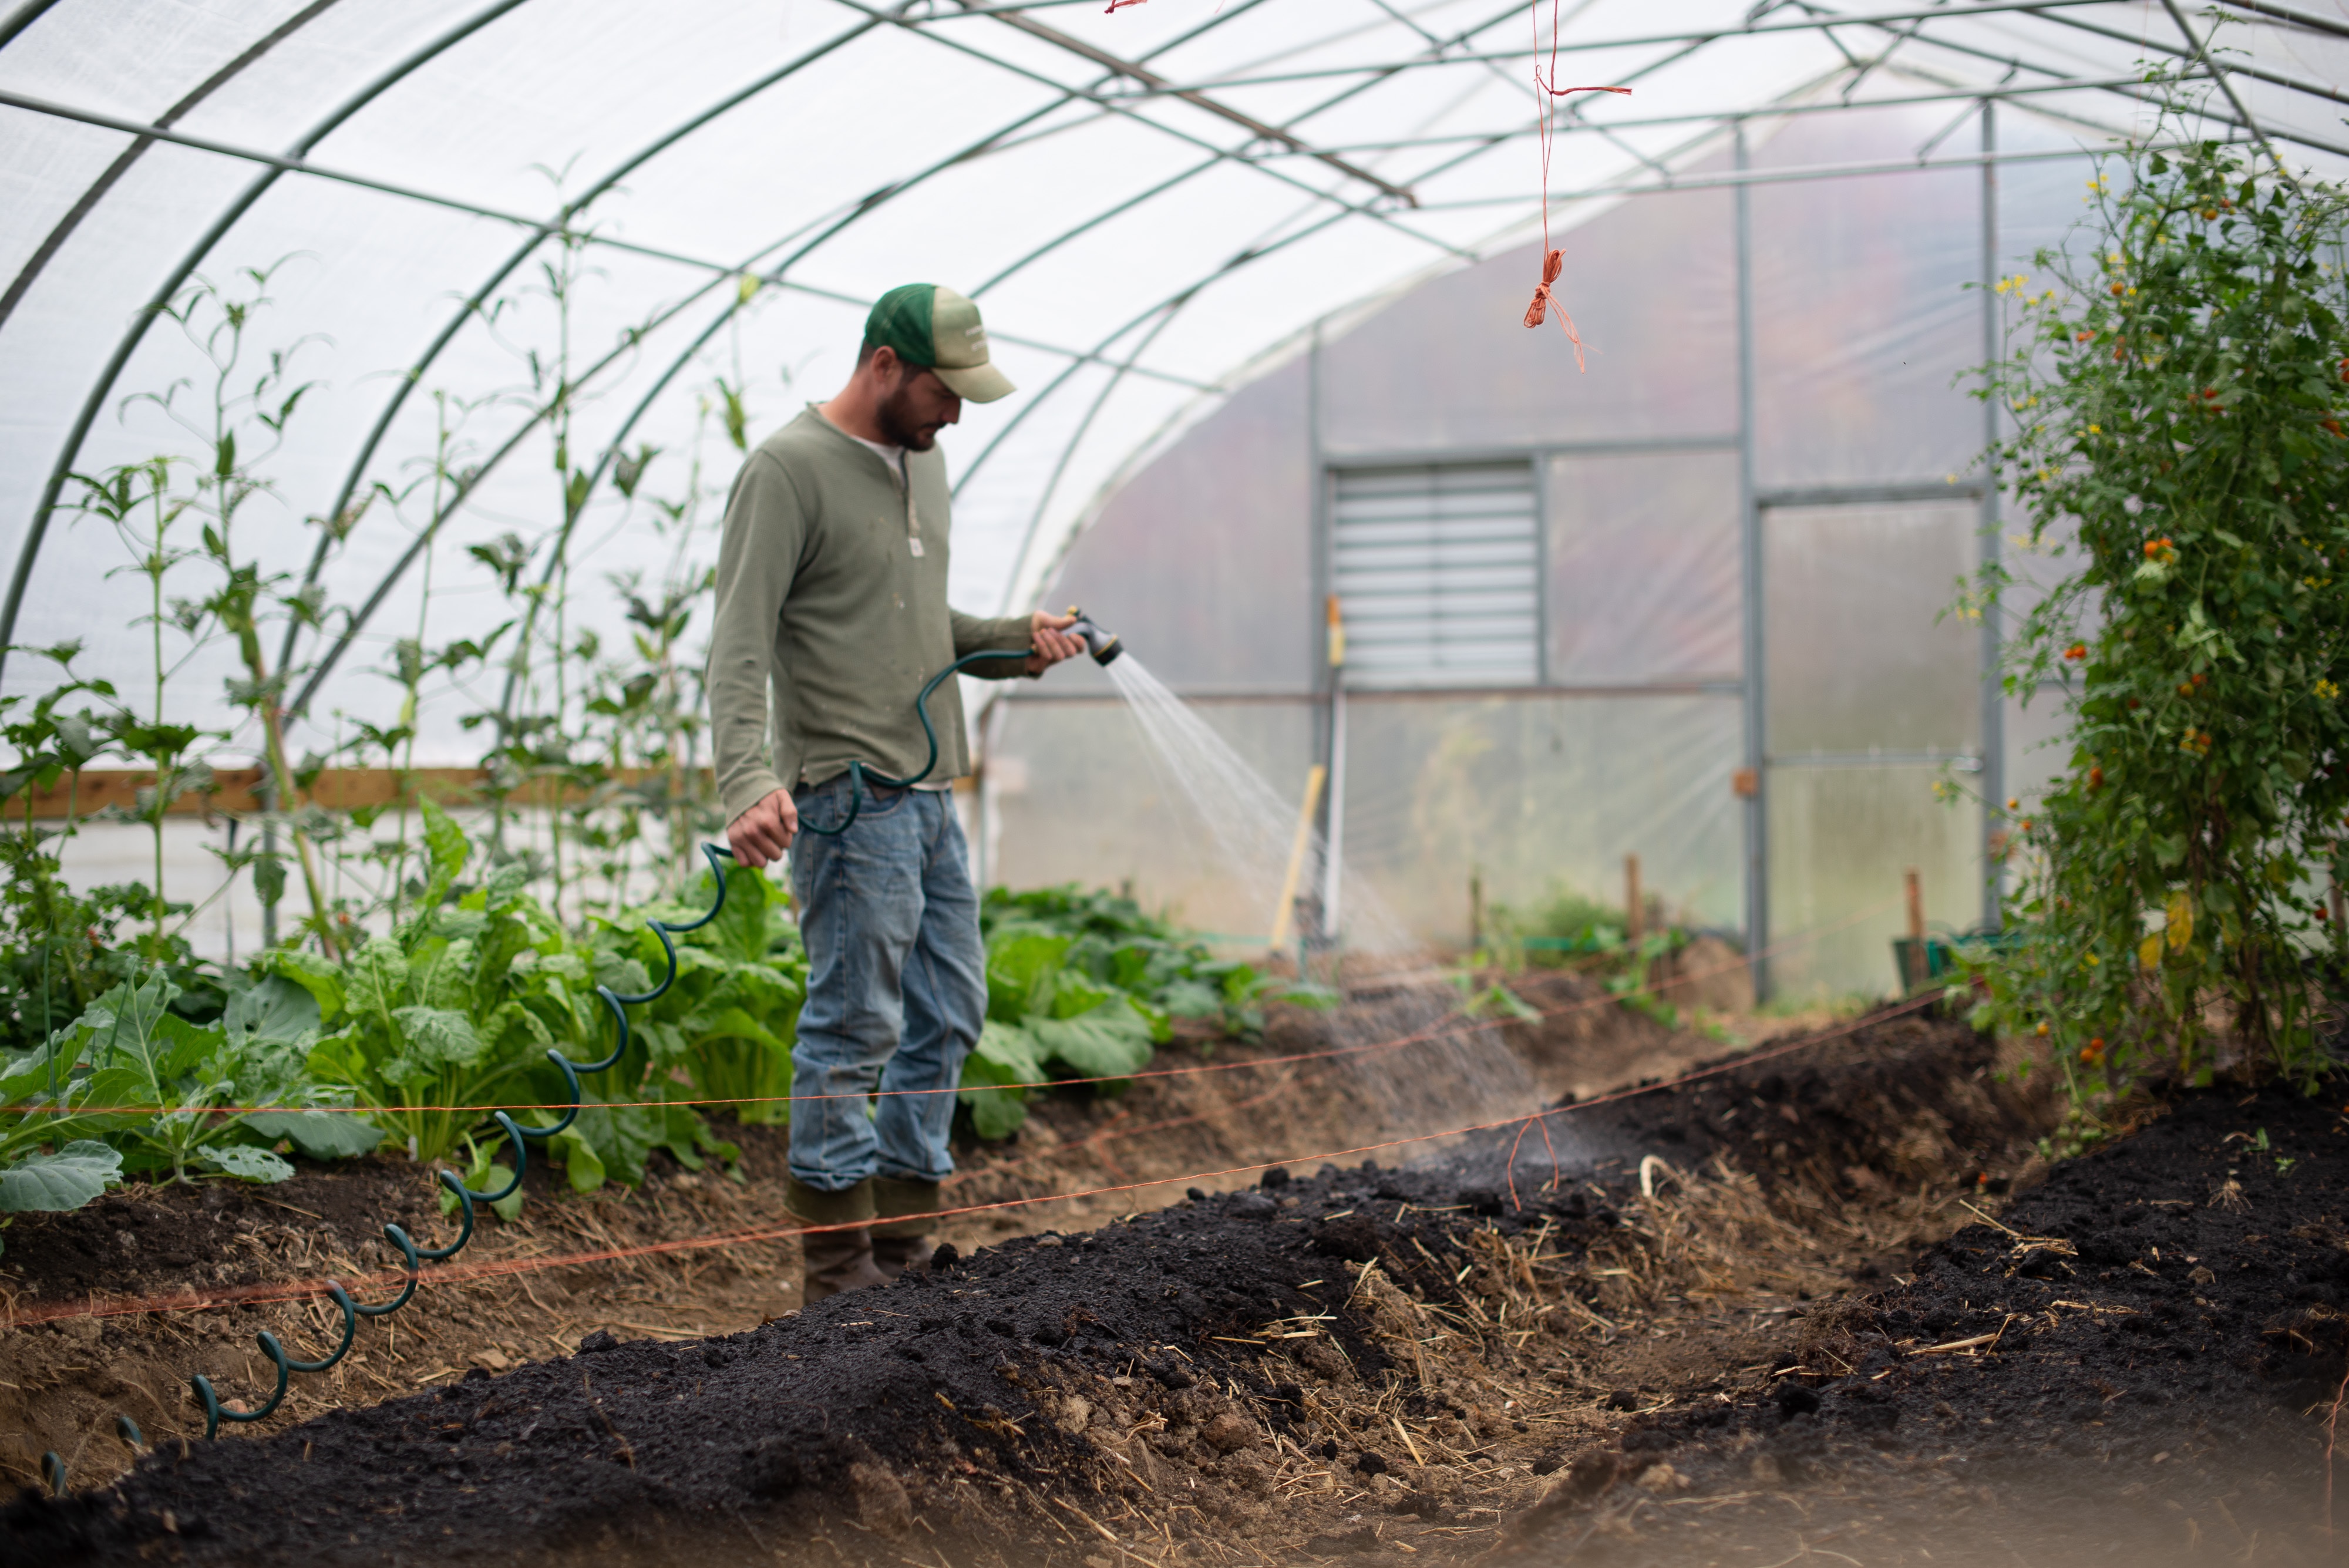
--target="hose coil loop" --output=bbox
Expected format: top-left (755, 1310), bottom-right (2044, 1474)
top-left (42, 844), bottom-right (741, 1489)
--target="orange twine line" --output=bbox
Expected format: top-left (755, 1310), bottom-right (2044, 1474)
top-left (3, 991), bottom-right (1943, 1330)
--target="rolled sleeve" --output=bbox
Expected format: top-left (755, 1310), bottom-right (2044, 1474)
top-left (950, 611), bottom-right (1035, 681)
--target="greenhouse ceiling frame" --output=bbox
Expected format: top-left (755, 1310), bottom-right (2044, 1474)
top-left (4, 0), bottom-right (2347, 978)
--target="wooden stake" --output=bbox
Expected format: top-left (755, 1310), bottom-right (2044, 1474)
top-left (1268, 765), bottom-right (1328, 951)
top-left (1624, 854), bottom-right (1643, 945)
top-left (1469, 870), bottom-right (1484, 953)
top-left (1902, 866), bottom-right (1927, 991)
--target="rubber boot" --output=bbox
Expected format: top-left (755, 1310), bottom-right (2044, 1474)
top-left (871, 1175), bottom-right (941, 1280)
top-left (789, 1177), bottom-right (889, 1305)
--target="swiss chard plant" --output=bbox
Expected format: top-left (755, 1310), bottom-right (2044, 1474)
top-left (292, 799), bottom-right (739, 1204)
top-left (594, 857), bottom-right (803, 1133)
top-left (957, 885), bottom-right (1298, 1138)
top-left (1964, 124), bottom-right (2349, 1138)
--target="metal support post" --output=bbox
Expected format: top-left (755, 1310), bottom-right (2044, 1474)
top-left (1306, 317), bottom-right (1337, 970)
top-left (1978, 100), bottom-right (2007, 931)
top-left (1734, 125), bottom-right (1768, 1001)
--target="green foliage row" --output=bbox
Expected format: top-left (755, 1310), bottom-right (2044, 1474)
top-left (957, 884), bottom-right (1305, 1139)
top-left (0, 797), bottom-right (811, 1230)
top-left (0, 813), bottom-right (1284, 1224)
top-left (1964, 122), bottom-right (2349, 1135)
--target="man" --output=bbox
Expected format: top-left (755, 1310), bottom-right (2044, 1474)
top-left (707, 282), bottom-right (1083, 1303)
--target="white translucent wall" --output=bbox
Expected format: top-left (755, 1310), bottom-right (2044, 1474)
top-left (12, 2), bottom-right (2349, 977)
top-left (1000, 94), bottom-right (2124, 996)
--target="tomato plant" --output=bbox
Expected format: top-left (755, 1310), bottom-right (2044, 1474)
top-left (1970, 128), bottom-right (2349, 1121)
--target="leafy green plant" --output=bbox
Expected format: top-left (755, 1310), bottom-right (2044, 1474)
top-left (1, 970), bottom-right (375, 1210)
top-left (957, 886), bottom-right (1292, 1138)
top-left (291, 799), bottom-right (741, 1203)
top-left (1486, 881), bottom-right (1700, 1028)
top-left (0, 1032), bottom-right (123, 1220)
top-left (592, 857), bottom-right (803, 1131)
top-left (1964, 122), bottom-right (2349, 1113)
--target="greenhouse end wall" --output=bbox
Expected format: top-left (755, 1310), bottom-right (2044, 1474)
top-left (991, 99), bottom-right (2099, 1000)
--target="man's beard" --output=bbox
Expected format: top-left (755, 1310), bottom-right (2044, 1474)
top-left (876, 377), bottom-right (943, 451)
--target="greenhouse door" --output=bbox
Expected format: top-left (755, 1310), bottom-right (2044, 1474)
top-left (1760, 498), bottom-right (1985, 999)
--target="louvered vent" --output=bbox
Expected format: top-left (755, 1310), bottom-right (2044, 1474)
top-left (1330, 463), bottom-right (1539, 687)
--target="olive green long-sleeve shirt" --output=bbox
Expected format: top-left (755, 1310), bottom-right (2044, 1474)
top-left (706, 406), bottom-right (1034, 823)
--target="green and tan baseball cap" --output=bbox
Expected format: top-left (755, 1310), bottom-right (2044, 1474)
top-left (864, 282), bottom-right (1015, 403)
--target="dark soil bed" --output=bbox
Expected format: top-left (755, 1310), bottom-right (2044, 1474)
top-left (1497, 1079), bottom-right (2348, 1567)
top-left (0, 1002), bottom-right (2069, 1568)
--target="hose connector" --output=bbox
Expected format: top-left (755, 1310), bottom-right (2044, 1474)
top-left (1064, 605), bottom-right (1123, 666)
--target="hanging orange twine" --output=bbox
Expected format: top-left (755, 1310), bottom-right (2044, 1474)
top-left (1526, 0), bottom-right (1628, 366)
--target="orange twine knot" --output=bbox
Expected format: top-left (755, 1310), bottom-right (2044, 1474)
top-left (1522, 248), bottom-right (1589, 369)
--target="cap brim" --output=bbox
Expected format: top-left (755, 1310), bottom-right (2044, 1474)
top-left (934, 361), bottom-right (1016, 403)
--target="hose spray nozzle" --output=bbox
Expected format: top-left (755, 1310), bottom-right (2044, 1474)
top-left (1062, 605), bottom-right (1123, 666)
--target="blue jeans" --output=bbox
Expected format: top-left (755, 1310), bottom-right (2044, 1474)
top-left (786, 771), bottom-right (987, 1192)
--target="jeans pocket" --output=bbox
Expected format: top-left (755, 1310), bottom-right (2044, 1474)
top-left (796, 772), bottom-right (909, 834)
top-left (794, 776), bottom-right (855, 835)
top-left (857, 781), bottom-right (910, 820)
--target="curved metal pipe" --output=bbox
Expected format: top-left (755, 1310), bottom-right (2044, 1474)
top-left (0, 0), bottom-right (62, 51)
top-left (997, 297), bottom-right (1189, 614)
top-left (0, 0), bottom-right (348, 334)
top-left (271, 12), bottom-right (883, 682)
top-left (0, 0), bottom-right (538, 691)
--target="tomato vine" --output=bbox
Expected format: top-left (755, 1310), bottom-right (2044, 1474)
top-left (1968, 126), bottom-right (2349, 1130)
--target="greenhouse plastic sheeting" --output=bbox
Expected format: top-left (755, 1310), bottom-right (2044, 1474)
top-left (985, 695), bottom-right (1318, 941)
top-left (1336, 694), bottom-right (1744, 943)
top-left (1012, 71), bottom-right (2250, 990)
top-left (1767, 763), bottom-right (1983, 1001)
top-left (8, 1), bottom-right (2349, 771)
top-left (1763, 500), bottom-right (1984, 757)
top-left (1547, 449), bottom-right (1742, 687)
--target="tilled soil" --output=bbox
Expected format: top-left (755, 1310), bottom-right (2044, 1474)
top-left (1497, 1080), bottom-right (2347, 1567)
top-left (0, 989), bottom-right (1512, 1488)
top-left (0, 1004), bottom-right (2066, 1568)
